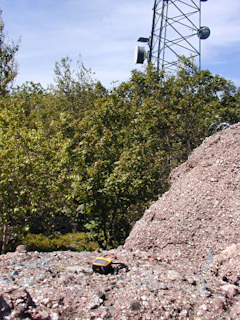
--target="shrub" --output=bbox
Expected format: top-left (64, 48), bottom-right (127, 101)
top-left (22, 233), bottom-right (99, 252)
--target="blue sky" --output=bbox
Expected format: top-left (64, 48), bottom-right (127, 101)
top-left (1, 0), bottom-right (240, 89)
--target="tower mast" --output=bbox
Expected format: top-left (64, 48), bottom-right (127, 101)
top-left (135, 0), bottom-right (210, 73)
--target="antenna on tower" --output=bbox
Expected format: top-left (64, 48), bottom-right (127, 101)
top-left (135, 0), bottom-right (210, 73)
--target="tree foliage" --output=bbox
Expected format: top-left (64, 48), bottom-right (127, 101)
top-left (0, 10), bottom-right (20, 96)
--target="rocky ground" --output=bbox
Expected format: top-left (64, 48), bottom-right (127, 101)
top-left (0, 123), bottom-right (239, 320)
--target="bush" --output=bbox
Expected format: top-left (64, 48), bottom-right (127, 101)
top-left (22, 233), bottom-right (99, 252)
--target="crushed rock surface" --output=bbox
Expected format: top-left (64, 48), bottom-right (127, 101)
top-left (1, 123), bottom-right (240, 320)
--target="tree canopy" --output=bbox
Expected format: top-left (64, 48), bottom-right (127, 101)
top-left (0, 10), bottom-right (20, 96)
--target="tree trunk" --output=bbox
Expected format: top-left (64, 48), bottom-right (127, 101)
top-left (1, 224), bottom-right (7, 254)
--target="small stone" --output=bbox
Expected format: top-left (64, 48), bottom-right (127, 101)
top-left (96, 290), bottom-right (106, 300)
top-left (158, 283), bottom-right (168, 290)
top-left (15, 303), bottom-right (26, 314)
top-left (88, 296), bottom-right (102, 310)
top-left (15, 245), bottom-right (27, 253)
top-left (164, 311), bottom-right (171, 318)
top-left (130, 300), bottom-right (141, 311)
top-left (200, 304), bottom-right (208, 311)
top-left (211, 297), bottom-right (226, 311)
top-left (41, 297), bottom-right (50, 305)
top-left (167, 270), bottom-right (183, 281)
top-left (221, 284), bottom-right (239, 297)
top-left (51, 312), bottom-right (59, 320)
top-left (39, 310), bottom-right (49, 319)
top-left (11, 270), bottom-right (19, 277)
top-left (186, 277), bottom-right (196, 285)
top-left (220, 244), bottom-right (238, 259)
top-left (180, 310), bottom-right (188, 317)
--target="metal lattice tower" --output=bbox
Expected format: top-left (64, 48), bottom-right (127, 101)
top-left (135, 0), bottom-right (210, 73)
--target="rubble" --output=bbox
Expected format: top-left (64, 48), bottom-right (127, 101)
top-left (0, 123), bottom-right (239, 319)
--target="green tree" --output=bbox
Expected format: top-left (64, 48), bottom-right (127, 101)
top-left (0, 10), bottom-right (20, 96)
top-left (0, 89), bottom-right (72, 253)
top-left (68, 82), bottom-right (170, 246)
top-left (53, 56), bottom-right (102, 114)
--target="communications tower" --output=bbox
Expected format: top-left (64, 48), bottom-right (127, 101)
top-left (135, 0), bottom-right (210, 72)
